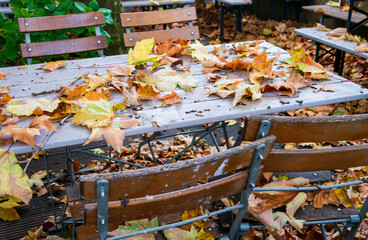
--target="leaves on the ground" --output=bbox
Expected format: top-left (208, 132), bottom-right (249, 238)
top-left (71, 99), bottom-right (115, 129)
top-left (0, 199), bottom-right (21, 221)
top-left (6, 98), bottom-right (61, 116)
top-left (37, 61), bottom-right (67, 71)
top-left (109, 218), bottom-right (158, 239)
top-left (181, 207), bottom-right (206, 228)
top-left (28, 170), bottom-right (47, 188)
top-left (163, 226), bottom-right (197, 240)
top-left (0, 149), bottom-right (32, 204)
top-left (0, 71), bottom-right (11, 80)
top-left (128, 38), bottom-right (158, 66)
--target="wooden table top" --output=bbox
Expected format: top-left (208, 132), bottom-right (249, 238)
top-left (1, 41), bottom-right (368, 155)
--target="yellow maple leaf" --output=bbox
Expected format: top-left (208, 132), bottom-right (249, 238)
top-left (127, 38), bottom-right (158, 66)
top-left (71, 99), bottom-right (115, 129)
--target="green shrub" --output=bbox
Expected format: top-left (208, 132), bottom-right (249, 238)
top-left (0, 0), bottom-right (113, 66)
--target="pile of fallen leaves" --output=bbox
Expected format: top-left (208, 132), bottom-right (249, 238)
top-left (196, 2), bottom-right (368, 87)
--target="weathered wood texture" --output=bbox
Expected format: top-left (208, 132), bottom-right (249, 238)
top-left (121, 7), bottom-right (197, 27)
top-left (72, 136), bottom-right (275, 230)
top-left (123, 27), bottom-right (200, 47)
top-left (243, 114), bottom-right (368, 143)
top-left (17, 12), bottom-right (105, 32)
top-left (79, 136), bottom-right (275, 200)
top-left (121, 6), bottom-right (199, 47)
top-left (243, 114), bottom-right (368, 172)
top-left (20, 36), bottom-right (107, 58)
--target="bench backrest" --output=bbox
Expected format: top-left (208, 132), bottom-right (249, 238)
top-left (243, 114), bottom-right (368, 172)
top-left (73, 136), bottom-right (275, 239)
top-left (120, 6), bottom-right (200, 47)
top-left (18, 12), bottom-right (107, 64)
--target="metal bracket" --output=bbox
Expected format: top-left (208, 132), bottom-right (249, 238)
top-left (255, 120), bottom-right (271, 139)
top-left (97, 180), bottom-right (109, 240)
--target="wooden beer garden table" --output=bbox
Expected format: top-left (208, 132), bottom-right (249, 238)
top-left (1, 41), bottom-right (368, 156)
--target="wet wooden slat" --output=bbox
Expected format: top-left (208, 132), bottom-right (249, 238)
top-left (79, 136), bottom-right (275, 200)
top-left (263, 144), bottom-right (368, 172)
top-left (121, 7), bottom-right (197, 27)
top-left (123, 26), bottom-right (200, 47)
top-left (243, 114), bottom-right (368, 143)
top-left (20, 36), bottom-right (107, 58)
top-left (18, 12), bottom-right (105, 32)
top-left (84, 170), bottom-right (250, 224)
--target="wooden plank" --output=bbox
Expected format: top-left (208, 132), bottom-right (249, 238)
top-left (263, 144), bottom-right (368, 172)
top-left (243, 114), bottom-right (368, 143)
top-left (76, 224), bottom-right (120, 240)
top-left (294, 28), bottom-right (368, 59)
top-left (121, 7), bottom-right (197, 27)
top-left (219, 0), bottom-right (253, 6)
top-left (20, 36), bottom-right (107, 58)
top-left (303, 5), bottom-right (368, 26)
top-left (17, 12), bottom-right (105, 32)
top-left (84, 170), bottom-right (250, 224)
top-left (294, 204), bottom-right (358, 221)
top-left (79, 136), bottom-right (275, 200)
top-left (122, 0), bottom-right (195, 8)
top-left (123, 26), bottom-right (200, 47)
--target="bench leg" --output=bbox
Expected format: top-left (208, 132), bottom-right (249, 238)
top-left (334, 50), bottom-right (345, 75)
top-left (220, 3), bottom-right (225, 42)
top-left (235, 6), bottom-right (244, 33)
top-left (315, 42), bottom-right (321, 62)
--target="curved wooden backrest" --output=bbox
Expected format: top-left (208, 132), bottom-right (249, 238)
top-left (18, 12), bottom-right (107, 59)
top-left (121, 6), bottom-right (200, 47)
top-left (243, 114), bottom-right (368, 172)
top-left (243, 114), bottom-right (368, 143)
top-left (18, 12), bottom-right (105, 32)
top-left (79, 136), bottom-right (275, 201)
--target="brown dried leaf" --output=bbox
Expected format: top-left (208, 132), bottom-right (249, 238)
top-left (108, 65), bottom-right (135, 76)
top-left (37, 61), bottom-right (67, 71)
top-left (159, 91), bottom-right (183, 105)
top-left (0, 125), bottom-right (40, 147)
top-left (29, 115), bottom-right (58, 132)
top-left (0, 71), bottom-right (11, 80)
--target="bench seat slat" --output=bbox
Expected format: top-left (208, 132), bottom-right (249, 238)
top-left (20, 35), bottom-right (107, 58)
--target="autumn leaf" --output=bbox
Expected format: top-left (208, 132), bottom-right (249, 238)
top-left (0, 71), bottom-right (11, 80)
top-left (84, 123), bottom-right (125, 153)
top-left (122, 86), bottom-right (141, 107)
top-left (84, 75), bottom-right (110, 91)
top-left (189, 40), bottom-right (213, 62)
top-left (159, 91), bottom-right (183, 106)
top-left (316, 23), bottom-right (329, 31)
top-left (128, 38), bottom-right (158, 66)
top-left (311, 84), bottom-right (335, 93)
top-left (71, 99), bottom-right (115, 129)
top-left (195, 228), bottom-right (214, 240)
top-left (0, 200), bottom-right (21, 221)
top-left (164, 226), bottom-right (197, 240)
top-left (28, 170), bottom-right (47, 188)
top-left (137, 85), bottom-right (160, 100)
top-left (108, 65), bottom-right (136, 76)
top-left (157, 55), bottom-right (183, 68)
top-left (356, 44), bottom-right (368, 53)
top-left (6, 98), bottom-right (61, 116)
top-left (29, 115), bottom-right (58, 132)
top-left (154, 67), bottom-right (198, 92)
top-left (0, 149), bottom-right (32, 204)
top-left (0, 85), bottom-right (10, 94)
top-left (286, 192), bottom-right (307, 218)
top-left (109, 218), bottom-right (158, 239)
top-left (66, 86), bottom-right (87, 101)
top-left (37, 61), bottom-right (67, 71)
top-left (83, 91), bottom-right (109, 101)
top-left (232, 42), bottom-right (261, 57)
top-left (248, 51), bottom-right (280, 84)
top-left (0, 125), bottom-right (40, 146)
top-left (0, 93), bottom-right (12, 105)
top-left (156, 39), bottom-right (174, 55)
top-left (181, 207), bottom-right (206, 228)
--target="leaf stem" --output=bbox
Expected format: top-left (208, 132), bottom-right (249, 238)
top-left (77, 65), bottom-right (115, 69)
top-left (52, 77), bottom-right (83, 102)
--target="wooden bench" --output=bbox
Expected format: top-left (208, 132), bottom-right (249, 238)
top-left (294, 27), bottom-right (368, 75)
top-left (66, 136), bottom-right (275, 240)
top-left (0, 0), bottom-right (12, 17)
top-left (297, 1), bottom-right (368, 75)
top-left (121, 6), bottom-right (199, 47)
top-left (122, 0), bottom-right (195, 9)
top-left (17, 12), bottom-right (108, 64)
top-left (237, 114), bottom-right (368, 239)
